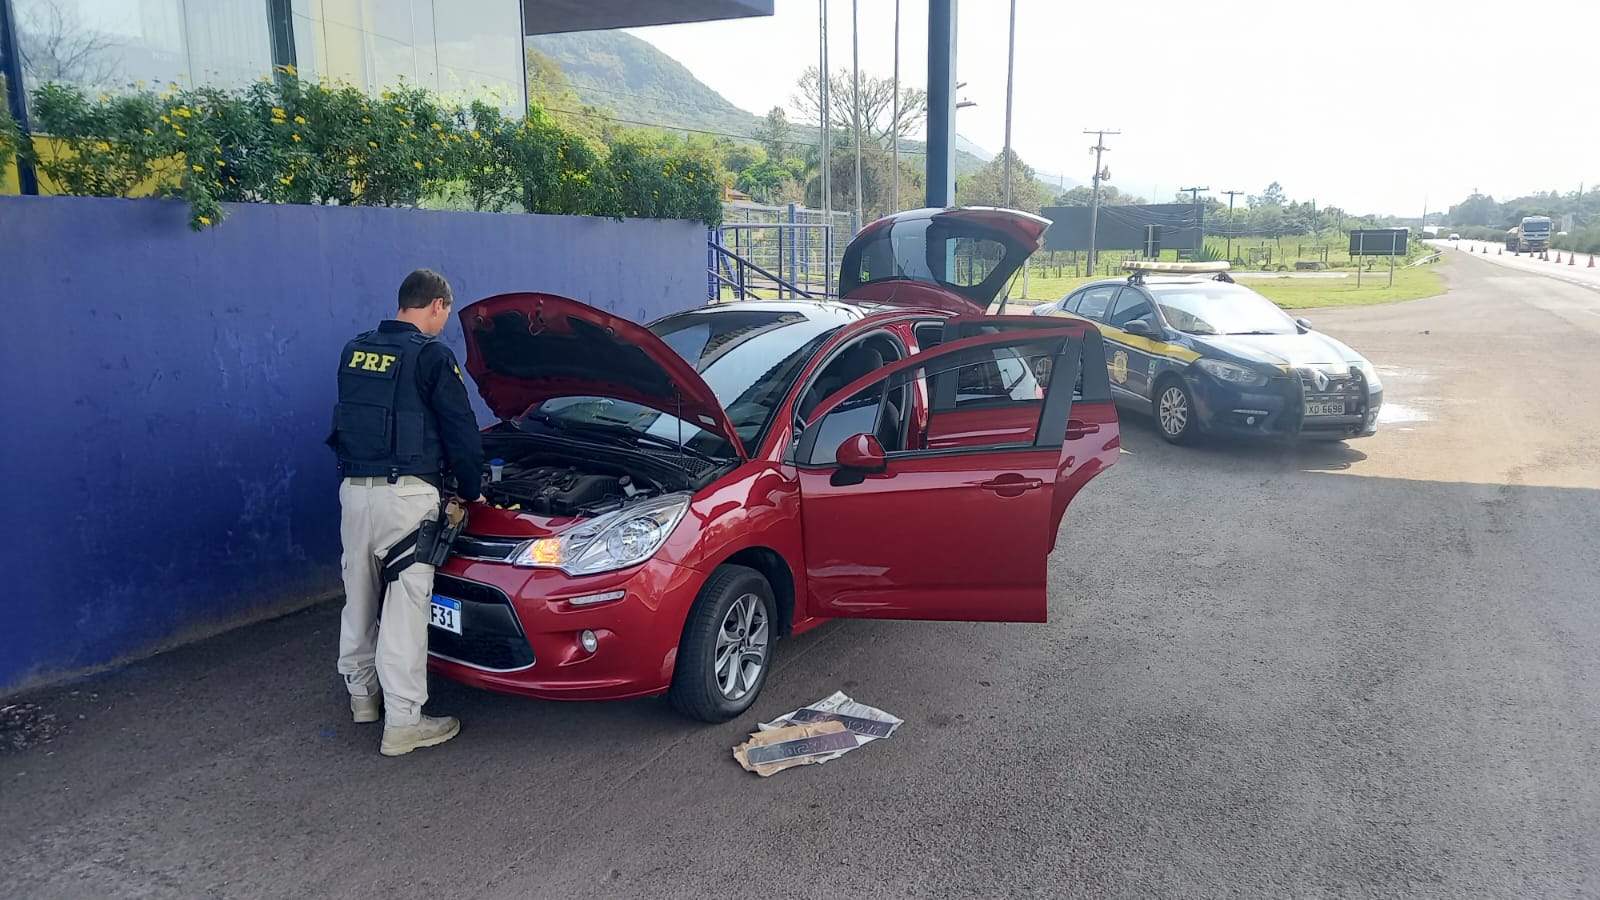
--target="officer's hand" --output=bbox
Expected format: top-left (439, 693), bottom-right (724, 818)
top-left (474, 494), bottom-right (488, 504)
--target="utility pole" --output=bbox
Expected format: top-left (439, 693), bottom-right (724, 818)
top-left (1222, 190), bottom-right (1243, 261)
top-left (851, 0), bottom-right (862, 229)
top-left (1002, 0), bottom-right (1016, 209)
top-left (1181, 185), bottom-right (1209, 257)
top-left (818, 0), bottom-right (831, 294)
top-left (891, 0), bottom-right (900, 212)
top-left (1085, 129), bottom-right (1119, 273)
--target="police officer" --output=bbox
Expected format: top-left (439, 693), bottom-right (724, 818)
top-left (328, 269), bottom-right (484, 756)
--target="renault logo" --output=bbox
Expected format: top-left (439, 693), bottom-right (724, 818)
top-left (1311, 370), bottom-right (1329, 391)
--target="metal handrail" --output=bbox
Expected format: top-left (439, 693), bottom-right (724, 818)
top-left (708, 238), bottom-right (821, 301)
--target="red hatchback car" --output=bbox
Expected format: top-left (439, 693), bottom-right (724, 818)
top-left (427, 207), bottom-right (1121, 721)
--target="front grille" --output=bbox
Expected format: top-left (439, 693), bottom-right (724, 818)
top-left (452, 534), bottom-right (526, 562)
top-left (1296, 369), bottom-right (1362, 395)
top-left (428, 574), bottom-right (535, 672)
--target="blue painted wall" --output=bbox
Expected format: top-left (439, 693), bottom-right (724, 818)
top-left (0, 195), bottom-right (707, 694)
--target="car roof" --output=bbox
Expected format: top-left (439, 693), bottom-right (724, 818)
top-left (652, 298), bottom-right (871, 328)
top-left (1077, 275), bottom-right (1246, 291)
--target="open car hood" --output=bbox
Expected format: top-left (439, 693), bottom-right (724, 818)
top-left (458, 293), bottom-right (748, 461)
top-left (837, 207), bottom-right (1051, 315)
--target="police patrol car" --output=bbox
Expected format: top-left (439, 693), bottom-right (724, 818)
top-left (1032, 260), bottom-right (1382, 443)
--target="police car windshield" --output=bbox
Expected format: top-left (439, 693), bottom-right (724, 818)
top-left (1151, 284), bottom-right (1297, 336)
top-left (520, 309), bottom-right (841, 458)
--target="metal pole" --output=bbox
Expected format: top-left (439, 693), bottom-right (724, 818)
top-left (1181, 186), bottom-right (1209, 256)
top-left (925, 0), bottom-right (957, 208)
top-left (1223, 190), bottom-right (1242, 261)
top-left (1, 0), bottom-right (39, 194)
top-left (851, 0), bottom-right (862, 226)
top-left (818, 0), bottom-right (832, 294)
top-left (1002, 0), bottom-right (1016, 209)
top-left (891, 0), bottom-right (900, 212)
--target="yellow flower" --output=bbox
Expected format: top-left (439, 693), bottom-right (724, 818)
top-left (159, 115), bottom-right (171, 124)
top-left (98, 93), bottom-right (110, 101)
top-left (471, 130), bottom-right (480, 140)
top-left (294, 115), bottom-right (306, 124)
top-left (368, 140), bottom-right (378, 148)
top-left (380, 91), bottom-right (393, 100)
top-left (175, 129), bottom-right (187, 137)
top-left (292, 134), bottom-right (302, 142)
top-left (175, 107), bottom-right (192, 118)
top-left (95, 141), bottom-right (110, 151)
top-left (282, 64), bottom-right (297, 76)
top-left (394, 106), bottom-right (406, 114)
top-left (198, 216), bottom-right (212, 225)
top-left (192, 164), bottom-right (204, 172)
top-left (271, 107), bottom-right (286, 118)
top-left (280, 176), bottom-right (294, 185)
top-left (142, 128), bottom-right (155, 135)
top-left (431, 123), bottom-right (442, 131)
top-left (361, 117), bottom-right (371, 124)
top-left (412, 160), bottom-right (423, 170)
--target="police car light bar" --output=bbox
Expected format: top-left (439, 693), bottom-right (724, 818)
top-left (1121, 260), bottom-right (1231, 274)
top-left (1121, 259), bottom-right (1233, 284)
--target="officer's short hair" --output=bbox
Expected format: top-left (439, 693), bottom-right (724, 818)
top-left (398, 269), bottom-right (452, 310)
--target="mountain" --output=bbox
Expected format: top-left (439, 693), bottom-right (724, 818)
top-left (526, 31), bottom-right (760, 139)
top-left (525, 31), bottom-right (1053, 192)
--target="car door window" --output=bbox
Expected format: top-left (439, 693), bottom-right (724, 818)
top-left (800, 336), bottom-right (1070, 465)
top-left (1106, 288), bottom-right (1154, 329)
top-left (1072, 286), bottom-right (1118, 322)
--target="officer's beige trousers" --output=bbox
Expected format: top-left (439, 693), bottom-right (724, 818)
top-left (336, 475), bottom-right (440, 726)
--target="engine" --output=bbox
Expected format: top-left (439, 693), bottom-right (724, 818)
top-left (482, 463), bottom-right (656, 517)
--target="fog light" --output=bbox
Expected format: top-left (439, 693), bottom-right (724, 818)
top-left (579, 630), bottom-right (599, 653)
top-left (1246, 416), bottom-right (1256, 425)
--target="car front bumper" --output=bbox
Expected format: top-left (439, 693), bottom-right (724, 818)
top-left (1188, 370), bottom-right (1382, 440)
top-left (425, 555), bottom-right (706, 702)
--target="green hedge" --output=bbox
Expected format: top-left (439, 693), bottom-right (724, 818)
top-left (1552, 228), bottom-right (1600, 256)
top-left (8, 68), bottom-right (722, 230)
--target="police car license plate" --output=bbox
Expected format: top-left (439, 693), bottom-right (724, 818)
top-left (1305, 401), bottom-right (1345, 416)
top-left (429, 595), bottom-right (462, 634)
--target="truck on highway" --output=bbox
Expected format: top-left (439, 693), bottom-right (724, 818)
top-left (1504, 216), bottom-right (1554, 253)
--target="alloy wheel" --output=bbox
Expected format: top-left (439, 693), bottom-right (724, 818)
top-left (714, 593), bottom-right (769, 701)
top-left (1159, 386), bottom-right (1189, 436)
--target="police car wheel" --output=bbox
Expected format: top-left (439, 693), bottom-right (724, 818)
top-left (1155, 377), bottom-right (1200, 445)
top-left (668, 565), bottom-right (776, 723)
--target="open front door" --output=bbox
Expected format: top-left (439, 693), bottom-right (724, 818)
top-left (791, 323), bottom-right (1108, 623)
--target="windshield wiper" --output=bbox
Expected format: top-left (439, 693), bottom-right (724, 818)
top-left (1225, 330), bottom-right (1288, 335)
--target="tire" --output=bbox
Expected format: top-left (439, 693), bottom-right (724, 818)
top-left (668, 565), bottom-right (777, 723)
top-left (1154, 376), bottom-right (1202, 445)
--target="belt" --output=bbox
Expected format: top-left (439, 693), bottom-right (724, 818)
top-left (345, 474), bottom-right (441, 488)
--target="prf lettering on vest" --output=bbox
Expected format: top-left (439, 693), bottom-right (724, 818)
top-left (347, 351), bottom-right (398, 372)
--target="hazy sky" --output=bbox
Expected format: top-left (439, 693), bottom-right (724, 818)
top-left (628, 0), bottom-right (1596, 215)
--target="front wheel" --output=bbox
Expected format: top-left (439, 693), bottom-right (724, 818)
top-left (668, 565), bottom-right (777, 722)
top-left (1155, 377), bottom-right (1202, 445)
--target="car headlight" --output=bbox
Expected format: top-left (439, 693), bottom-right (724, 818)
top-left (1353, 359), bottom-right (1383, 392)
top-left (1195, 358), bottom-right (1268, 387)
top-left (512, 492), bottom-right (691, 576)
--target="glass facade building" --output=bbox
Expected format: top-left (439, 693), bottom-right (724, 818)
top-left (7, 0), bottom-right (526, 112)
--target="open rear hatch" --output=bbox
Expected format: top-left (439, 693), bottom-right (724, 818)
top-left (837, 207), bottom-right (1051, 314)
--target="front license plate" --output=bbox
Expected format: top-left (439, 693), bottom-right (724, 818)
top-left (1305, 401), bottom-right (1345, 416)
top-left (429, 595), bottom-right (462, 634)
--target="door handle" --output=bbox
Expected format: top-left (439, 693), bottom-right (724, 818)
top-left (1065, 419), bottom-right (1101, 439)
top-left (980, 475), bottom-right (1043, 494)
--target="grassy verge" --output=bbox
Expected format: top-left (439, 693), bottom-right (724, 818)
top-left (1007, 257), bottom-right (1445, 310)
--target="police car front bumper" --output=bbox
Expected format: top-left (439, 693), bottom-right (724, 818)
top-left (1190, 372), bottom-right (1381, 440)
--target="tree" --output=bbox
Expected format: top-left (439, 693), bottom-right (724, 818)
top-left (956, 149), bottom-right (1048, 214)
top-left (17, 0), bottom-right (120, 89)
top-left (1447, 192), bottom-right (1499, 228)
top-left (1053, 184), bottom-right (1143, 207)
top-left (804, 140), bottom-right (899, 219)
top-left (752, 107), bottom-right (791, 160)
top-left (735, 159), bottom-right (793, 204)
top-left (1248, 181), bottom-right (1287, 210)
top-left (790, 66), bottom-right (927, 146)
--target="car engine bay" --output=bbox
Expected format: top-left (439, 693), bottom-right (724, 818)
top-left (476, 431), bottom-right (725, 517)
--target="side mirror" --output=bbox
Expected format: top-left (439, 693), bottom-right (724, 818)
top-left (1124, 319), bottom-right (1157, 338)
top-left (836, 433), bottom-right (887, 473)
top-left (1295, 317), bottom-right (1314, 332)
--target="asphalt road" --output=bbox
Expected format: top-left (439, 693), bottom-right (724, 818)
top-left (4, 252), bottom-right (1599, 899)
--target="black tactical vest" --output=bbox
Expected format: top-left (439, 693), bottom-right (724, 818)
top-left (333, 328), bottom-right (445, 479)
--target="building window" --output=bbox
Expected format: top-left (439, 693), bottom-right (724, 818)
top-left (12, 0), bottom-right (272, 97)
top-left (290, 0), bottom-right (525, 114)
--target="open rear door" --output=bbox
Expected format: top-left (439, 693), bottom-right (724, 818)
top-left (790, 321), bottom-right (1114, 623)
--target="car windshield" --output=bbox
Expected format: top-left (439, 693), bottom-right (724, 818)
top-left (1151, 284), bottom-right (1297, 335)
top-left (517, 309), bottom-right (841, 458)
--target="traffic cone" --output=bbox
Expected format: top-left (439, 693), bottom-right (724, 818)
top-left (1497, 246), bottom-right (1502, 255)
top-left (1589, 255), bottom-right (1595, 267)
top-left (1569, 253), bottom-right (1576, 265)
top-left (1555, 252), bottom-right (1563, 264)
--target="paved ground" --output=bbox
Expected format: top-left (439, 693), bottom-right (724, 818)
top-left (4, 251), bottom-right (1599, 899)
